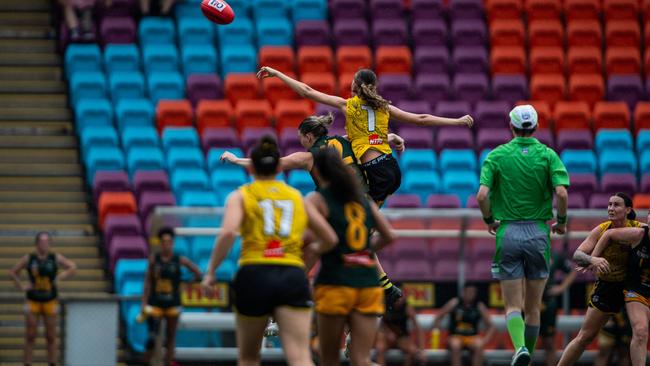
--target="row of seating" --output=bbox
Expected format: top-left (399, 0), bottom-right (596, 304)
top-left (485, 0), bottom-right (647, 23)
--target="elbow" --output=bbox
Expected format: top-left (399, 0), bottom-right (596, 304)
top-left (221, 229), bottom-right (237, 242)
top-left (324, 233), bottom-right (339, 251)
top-left (476, 191), bottom-right (487, 203)
top-left (69, 263), bottom-right (78, 275)
top-left (384, 230), bottom-right (397, 246)
top-left (556, 186), bottom-right (568, 201)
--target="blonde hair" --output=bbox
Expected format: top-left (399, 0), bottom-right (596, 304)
top-left (298, 113), bottom-right (334, 137)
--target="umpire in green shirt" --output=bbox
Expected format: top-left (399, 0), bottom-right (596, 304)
top-left (476, 104), bottom-right (570, 366)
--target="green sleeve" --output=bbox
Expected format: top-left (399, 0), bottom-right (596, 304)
top-left (548, 149), bottom-right (570, 187)
top-left (479, 150), bottom-right (497, 188)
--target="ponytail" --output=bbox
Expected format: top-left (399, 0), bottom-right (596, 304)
top-left (250, 135), bottom-right (280, 176)
top-left (313, 148), bottom-right (362, 204)
top-left (353, 69), bottom-right (390, 111)
top-left (299, 113), bottom-right (333, 138)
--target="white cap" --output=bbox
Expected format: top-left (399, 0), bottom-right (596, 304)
top-left (509, 105), bottom-right (538, 129)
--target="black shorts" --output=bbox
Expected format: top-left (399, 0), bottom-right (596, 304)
top-left (360, 153), bottom-right (402, 205)
top-left (232, 264), bottom-right (312, 317)
top-left (539, 299), bottom-right (558, 337)
top-left (589, 280), bottom-right (625, 314)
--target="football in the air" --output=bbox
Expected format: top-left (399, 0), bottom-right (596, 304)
top-left (200, 0), bottom-right (235, 25)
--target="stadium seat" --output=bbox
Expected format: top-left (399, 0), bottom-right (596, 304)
top-left (259, 46), bottom-right (295, 74)
top-left (567, 47), bottom-right (602, 75)
top-left (491, 46), bottom-right (526, 75)
top-left (220, 44), bottom-right (257, 76)
top-left (426, 194), bottom-right (461, 209)
top-left (450, 19), bottom-right (487, 47)
top-left (553, 101), bottom-right (592, 132)
top-left (449, 0), bottom-right (484, 20)
top-left (207, 147), bottom-right (244, 172)
top-left (98, 191), bottom-right (137, 228)
top-left (274, 100), bottom-right (312, 133)
top-left (69, 71), bottom-right (107, 106)
top-left (637, 129), bottom-right (650, 154)
top-left (85, 146), bottom-right (126, 184)
top-left (476, 128), bottom-right (510, 151)
top-left (257, 17), bottom-right (293, 47)
top-left (413, 74), bottom-right (450, 108)
top-left (103, 214), bottom-right (142, 249)
top-left (201, 127), bottom-right (241, 150)
top-left (287, 170), bottom-right (316, 196)
top-left (529, 20), bottom-right (564, 48)
top-left (108, 71), bottom-right (145, 101)
top-left (333, 18), bottom-right (369, 46)
top-left (171, 168), bottom-right (210, 197)
top-left (217, 17), bottom-right (254, 47)
top-left (490, 19), bottom-right (525, 47)
top-left (606, 20), bottom-right (640, 48)
top-left (411, 0), bottom-right (444, 21)
top-left (633, 194), bottom-right (650, 209)
top-left (526, 0), bottom-right (561, 22)
top-left (211, 169), bottom-right (248, 203)
top-left (372, 18), bottom-right (409, 47)
top-left (486, 0), bottom-right (521, 23)
top-left (567, 20), bottom-right (602, 48)
top-left (104, 44), bottom-right (140, 73)
top-left (100, 16), bottom-right (136, 46)
top-left (181, 44), bottom-right (218, 77)
top-left (375, 46), bottom-right (412, 75)
top-left (295, 20), bottom-right (331, 47)
top-left (138, 191), bottom-right (176, 223)
top-left (601, 173), bottom-right (637, 197)
top-left (452, 73), bottom-right (488, 105)
top-left (492, 75), bottom-right (528, 105)
top-left (235, 100), bottom-right (273, 131)
top-left (336, 46), bottom-right (372, 76)
top-left (263, 76), bottom-right (299, 106)
top-left (378, 74), bottom-right (412, 105)
top-left (530, 74), bottom-right (566, 108)
top-left (561, 149), bottom-right (597, 174)
top-left (593, 102), bottom-right (630, 131)
top-left (301, 73), bottom-right (336, 96)
top-left (530, 47), bottom-right (564, 75)
top-left (167, 147), bottom-right (205, 171)
top-left (180, 190), bottom-right (219, 207)
top-left (441, 170), bottom-right (478, 206)
top-left (127, 146), bottom-right (165, 176)
top-left (608, 75), bottom-right (643, 109)
top-left (434, 100), bottom-right (472, 119)
top-left (224, 73), bottom-right (259, 104)
top-left (452, 46), bottom-right (488, 74)
top-left (636, 104), bottom-right (650, 133)
top-left (147, 71), bottom-right (185, 104)
top-left (369, 0), bottom-right (404, 19)
top-left (435, 127), bottom-right (473, 150)
top-left (556, 129), bottom-right (593, 151)
top-left (156, 100), bottom-right (193, 133)
top-left (138, 16), bottom-right (175, 45)
top-left (65, 44), bottom-right (101, 79)
top-left (177, 17), bottom-right (214, 46)
top-left (186, 74), bottom-right (222, 106)
top-left (569, 74), bottom-right (604, 108)
top-left (297, 46), bottom-right (333, 75)
top-left (535, 127), bottom-right (555, 147)
top-left (93, 171), bottom-right (130, 203)
top-left (412, 19), bottom-right (448, 48)
top-left (108, 235), bottom-right (148, 273)
top-left (114, 258), bottom-right (147, 293)
top-left (606, 48), bottom-right (641, 75)
top-left (122, 126), bottom-right (159, 152)
top-left (162, 127), bottom-right (200, 151)
top-left (385, 194), bottom-right (422, 208)
top-left (80, 126), bottom-right (118, 161)
top-left (115, 99), bottom-right (154, 132)
top-left (594, 129), bottom-right (633, 153)
top-left (293, 0), bottom-right (327, 22)
top-left (252, 0), bottom-right (287, 20)
top-left (439, 149), bottom-right (477, 171)
top-left (414, 46), bottom-right (449, 75)
top-left (569, 173), bottom-right (598, 201)
top-left (402, 169), bottom-right (440, 203)
top-left (196, 100), bottom-right (233, 133)
top-left (641, 150), bottom-right (650, 175)
top-left (142, 44), bottom-right (179, 74)
top-left (603, 0), bottom-right (638, 22)
top-left (474, 100), bottom-right (510, 129)
top-left (75, 98), bottom-right (113, 132)
top-left (599, 150), bottom-right (637, 174)
top-left (564, 0), bottom-right (600, 22)
top-left (400, 149), bottom-right (436, 171)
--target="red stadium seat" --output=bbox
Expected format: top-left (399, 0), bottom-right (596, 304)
top-left (633, 194), bottom-right (650, 209)
top-left (156, 99), bottom-right (193, 133)
top-left (517, 100), bottom-right (551, 129)
top-left (336, 46), bottom-right (372, 76)
top-left (645, 49), bottom-right (650, 78)
top-left (525, 0), bottom-right (561, 22)
top-left (491, 46), bottom-right (526, 75)
top-left (645, 21), bottom-right (650, 49)
top-left (258, 46), bottom-right (295, 74)
top-left (528, 20), bottom-right (564, 48)
top-left (338, 72), bottom-right (355, 99)
top-left (530, 47), bottom-right (564, 75)
top-left (98, 192), bottom-right (137, 229)
top-left (593, 101), bottom-right (630, 131)
top-left (301, 72), bottom-right (337, 97)
top-left (224, 73), bottom-right (259, 104)
top-left (644, 0), bottom-right (650, 22)
top-left (553, 101), bottom-right (592, 132)
top-left (375, 46), bottom-right (412, 75)
top-left (605, 47), bottom-right (641, 75)
top-left (274, 100), bottom-right (313, 133)
top-left (603, 0), bottom-right (638, 22)
top-left (530, 74), bottom-right (566, 109)
top-left (196, 100), bottom-right (233, 134)
top-left (262, 72), bottom-right (299, 106)
top-left (569, 74), bottom-right (604, 108)
top-left (567, 20), bottom-right (602, 48)
top-left (490, 19), bottom-right (526, 47)
top-left (486, 0), bottom-right (522, 24)
top-left (564, 0), bottom-right (601, 22)
top-left (634, 102), bottom-right (650, 133)
top-left (297, 46), bottom-right (334, 75)
top-left (606, 20), bottom-right (640, 48)
top-left (567, 47), bottom-right (602, 75)
top-left (234, 99), bottom-right (272, 132)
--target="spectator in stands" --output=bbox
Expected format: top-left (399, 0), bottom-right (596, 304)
top-left (8, 231), bottom-right (77, 366)
top-left (431, 284), bottom-right (494, 366)
top-left (140, 0), bottom-right (176, 15)
top-left (476, 104), bottom-right (569, 366)
top-left (201, 136), bottom-right (337, 366)
top-left (594, 310), bottom-right (632, 366)
top-left (140, 227), bottom-right (202, 366)
top-left (59, 0), bottom-right (110, 42)
top-left (375, 291), bottom-right (425, 366)
top-left (539, 247), bottom-right (576, 366)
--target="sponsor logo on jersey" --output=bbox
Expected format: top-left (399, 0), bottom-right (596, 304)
top-left (342, 250), bottom-right (374, 266)
top-left (264, 239), bottom-right (285, 257)
top-left (368, 133), bottom-right (383, 145)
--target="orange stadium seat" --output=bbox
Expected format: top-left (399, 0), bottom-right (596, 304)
top-left (644, 0), bottom-right (650, 21)
top-left (336, 46), bottom-right (372, 76)
top-left (517, 100), bottom-right (551, 129)
top-left (262, 73), bottom-right (299, 106)
top-left (525, 0), bottom-right (561, 22)
top-left (274, 100), bottom-right (313, 133)
top-left (234, 99), bottom-right (272, 132)
top-left (606, 47), bottom-right (641, 75)
top-left (633, 194), bottom-right (650, 209)
top-left (528, 20), bottom-right (564, 48)
top-left (530, 74), bottom-right (566, 108)
top-left (338, 72), bottom-right (354, 99)
top-left (258, 46), bottom-right (295, 74)
top-left (375, 46), bottom-right (412, 75)
top-left (606, 20), bottom-right (640, 48)
top-left (486, 0), bottom-right (522, 23)
top-left (603, 0), bottom-right (638, 22)
top-left (301, 72), bottom-right (337, 96)
top-left (196, 100), bottom-right (233, 134)
top-left (593, 101), bottom-right (630, 131)
top-left (156, 99), bottom-right (193, 133)
top-left (98, 192), bottom-right (137, 229)
top-left (530, 47), bottom-right (564, 75)
top-left (490, 19), bottom-right (526, 47)
top-left (567, 47), bottom-right (602, 75)
top-left (297, 46), bottom-right (334, 75)
top-left (553, 101), bottom-right (592, 132)
top-left (564, 0), bottom-right (601, 22)
top-left (224, 73), bottom-right (259, 104)
top-left (490, 46), bottom-right (526, 75)
top-left (567, 20), bottom-right (602, 48)
top-left (634, 102), bottom-right (650, 132)
top-left (569, 74), bottom-right (604, 108)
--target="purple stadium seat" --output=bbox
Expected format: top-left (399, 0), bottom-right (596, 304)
top-left (431, 259), bottom-right (459, 281)
top-left (567, 194), bottom-right (587, 209)
top-left (242, 127), bottom-right (277, 153)
top-left (467, 259), bottom-right (493, 281)
top-left (535, 128), bottom-right (554, 149)
top-left (449, 0), bottom-right (484, 19)
top-left (295, 21), bottom-right (331, 47)
top-left (100, 16), bottom-right (136, 46)
top-left (333, 19), bottom-right (369, 46)
top-left (279, 129), bottom-right (302, 152)
top-left (556, 129), bottom-right (593, 151)
top-left (201, 127), bottom-right (241, 150)
top-left (393, 239), bottom-right (430, 259)
top-left (138, 191), bottom-right (176, 224)
top-left (109, 235), bottom-right (148, 272)
top-left (133, 170), bottom-right (170, 199)
top-left (386, 194), bottom-right (422, 208)
top-left (608, 75), bottom-right (643, 109)
top-left (569, 173), bottom-right (598, 202)
top-left (59, 22), bottom-right (97, 52)
top-left (392, 100), bottom-right (431, 130)
top-left (186, 74), bottom-right (222, 107)
top-left (476, 128), bottom-right (511, 151)
top-left (436, 127), bottom-right (473, 150)
top-left (589, 193), bottom-right (612, 209)
top-left (414, 74), bottom-right (451, 108)
top-left (467, 239), bottom-right (492, 260)
top-left (392, 259), bottom-right (434, 281)
top-left (435, 100), bottom-right (472, 118)
top-left (465, 195), bottom-right (479, 208)
top-left (372, 19), bottom-right (408, 47)
top-left (600, 173), bottom-right (637, 197)
top-left (451, 19), bottom-right (487, 47)
top-left (393, 127), bottom-right (433, 149)
top-left (474, 100), bottom-right (510, 129)
top-left (378, 74), bottom-right (412, 105)
top-left (452, 73), bottom-right (489, 105)
top-left (329, 0), bottom-right (366, 19)
top-left (426, 194), bottom-right (461, 208)
top-left (411, 19), bottom-right (447, 48)
top-left (370, 0), bottom-right (405, 19)
top-left (103, 214), bottom-right (143, 250)
top-left (93, 170), bottom-right (130, 203)
top-left (411, 0), bottom-right (444, 21)
top-left (453, 47), bottom-right (488, 74)
top-left (641, 174), bottom-right (650, 192)
top-left (97, 0), bottom-right (136, 16)
top-left (414, 47), bottom-right (449, 76)
top-left (492, 75), bottom-right (528, 105)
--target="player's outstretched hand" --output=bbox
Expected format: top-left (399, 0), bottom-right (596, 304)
top-left (220, 151), bottom-right (237, 164)
top-left (457, 115), bottom-right (474, 128)
top-left (257, 66), bottom-right (279, 79)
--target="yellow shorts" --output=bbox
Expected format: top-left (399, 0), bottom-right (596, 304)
top-left (624, 290), bottom-right (650, 307)
top-left (144, 305), bottom-right (182, 318)
top-left (449, 335), bottom-right (480, 348)
top-left (25, 299), bottom-right (58, 316)
top-left (314, 285), bottom-right (384, 316)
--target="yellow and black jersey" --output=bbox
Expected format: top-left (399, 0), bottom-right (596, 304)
top-left (345, 95), bottom-right (392, 158)
top-left (596, 220), bottom-right (643, 282)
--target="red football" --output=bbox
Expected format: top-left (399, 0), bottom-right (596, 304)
top-left (200, 0), bottom-right (235, 25)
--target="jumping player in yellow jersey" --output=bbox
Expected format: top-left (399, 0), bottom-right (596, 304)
top-left (557, 193), bottom-right (644, 366)
top-left (201, 136), bottom-right (338, 366)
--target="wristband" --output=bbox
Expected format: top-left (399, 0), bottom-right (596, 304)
top-left (483, 216), bottom-right (495, 225)
top-left (557, 215), bottom-right (567, 224)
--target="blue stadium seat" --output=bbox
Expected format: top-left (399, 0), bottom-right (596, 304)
top-left (171, 168), bottom-right (211, 196)
top-left (439, 149), bottom-right (477, 172)
top-left (80, 126), bottom-right (118, 159)
top-left (122, 126), bottom-right (160, 152)
top-left (225, 0), bottom-right (250, 17)
top-left (69, 71), bottom-right (107, 106)
top-left (220, 44), bottom-right (257, 76)
top-left (178, 17), bottom-right (214, 45)
top-left (191, 236), bottom-right (216, 264)
top-left (211, 169), bottom-right (248, 203)
top-left (207, 148), bottom-right (244, 172)
top-left (186, 215), bottom-right (222, 228)
top-left (125, 305), bottom-right (148, 353)
top-left (561, 149), bottom-right (597, 174)
top-left (256, 17), bottom-right (293, 47)
top-left (479, 149), bottom-right (491, 169)
top-left (214, 259), bottom-right (237, 281)
top-left (175, 1), bottom-right (204, 18)
top-left (400, 149), bottom-right (436, 171)
top-left (402, 169), bottom-right (440, 204)
top-left (64, 44), bottom-right (102, 79)
top-left (115, 99), bottom-right (155, 132)
top-left (636, 130), bottom-right (650, 154)
top-left (109, 71), bottom-right (145, 101)
top-left (252, 0), bottom-right (287, 19)
top-left (85, 146), bottom-right (126, 184)
top-left (599, 150), bottom-right (637, 174)
top-left (175, 308), bottom-right (222, 348)
top-left (142, 44), bottom-right (179, 74)
top-left (181, 44), bottom-right (218, 77)
top-left (217, 17), bottom-right (254, 46)
top-left (147, 71), bottom-right (185, 104)
top-left (167, 147), bottom-right (206, 170)
top-left (442, 171), bottom-right (478, 207)
top-left (127, 147), bottom-right (166, 176)
top-left (594, 129), bottom-right (633, 153)
top-left (114, 258), bottom-right (148, 293)
top-left (119, 282), bottom-right (144, 324)
top-left (103, 44), bottom-right (140, 73)
top-left (138, 16), bottom-right (176, 45)
top-left (292, 0), bottom-right (327, 22)
top-left (174, 236), bottom-right (190, 258)
top-left (287, 170), bottom-right (316, 196)
top-left (74, 98), bottom-right (113, 132)
top-left (180, 190), bottom-right (219, 207)
top-left (162, 127), bottom-right (201, 151)
top-left (640, 150), bottom-right (650, 175)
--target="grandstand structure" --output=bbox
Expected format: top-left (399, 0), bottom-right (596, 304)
top-left (2, 0), bottom-right (650, 364)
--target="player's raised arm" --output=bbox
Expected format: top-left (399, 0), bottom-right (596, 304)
top-left (388, 105), bottom-right (474, 128)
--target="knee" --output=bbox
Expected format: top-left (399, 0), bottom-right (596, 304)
top-left (45, 332), bottom-right (56, 344)
top-left (576, 329), bottom-right (598, 345)
top-left (25, 329), bottom-right (37, 343)
top-left (632, 323), bottom-right (648, 342)
top-left (448, 339), bottom-right (461, 352)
